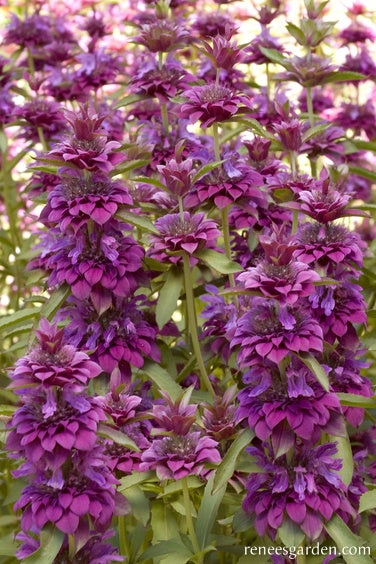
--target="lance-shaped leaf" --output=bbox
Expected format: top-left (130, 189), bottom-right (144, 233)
top-left (299, 353), bottom-right (329, 391)
top-left (324, 515), bottom-right (373, 564)
top-left (156, 267), bottom-right (183, 329)
top-left (212, 428), bottom-right (254, 495)
top-left (196, 249), bottom-right (242, 274)
top-left (24, 526), bottom-right (65, 564)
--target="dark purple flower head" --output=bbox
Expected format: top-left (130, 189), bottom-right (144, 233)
top-left (201, 285), bottom-right (238, 362)
top-left (178, 84), bottom-right (243, 128)
top-left (130, 55), bottom-right (193, 102)
top-left (15, 451), bottom-right (120, 539)
top-left (340, 46), bottom-right (376, 80)
top-left (60, 295), bottom-right (160, 389)
top-left (134, 20), bottom-right (191, 52)
top-left (96, 391), bottom-right (142, 427)
top-left (293, 222), bottom-right (365, 275)
top-left (184, 160), bottom-right (265, 210)
top-left (6, 393), bottom-right (106, 471)
top-left (46, 225), bottom-right (145, 307)
top-left (150, 211), bottom-right (220, 263)
top-left (249, 1), bottom-right (282, 25)
top-left (201, 28), bottom-right (245, 71)
top-left (40, 171), bottom-right (133, 232)
top-left (300, 125), bottom-right (345, 163)
top-left (230, 298), bottom-right (323, 366)
top-left (9, 319), bottom-right (101, 395)
top-left (192, 13), bottom-right (236, 39)
top-left (339, 21), bottom-right (376, 44)
top-left (158, 156), bottom-right (194, 197)
top-left (243, 442), bottom-right (354, 540)
top-left (202, 386), bottom-right (238, 441)
top-left (4, 13), bottom-right (54, 48)
top-left (273, 119), bottom-right (303, 151)
top-left (55, 531), bottom-right (123, 564)
top-left (73, 50), bottom-right (122, 93)
top-left (14, 99), bottom-right (67, 143)
top-left (151, 390), bottom-right (198, 436)
top-left (237, 361), bottom-right (345, 447)
top-left (331, 102), bottom-right (376, 140)
top-left (244, 29), bottom-right (284, 65)
top-left (140, 431), bottom-right (221, 480)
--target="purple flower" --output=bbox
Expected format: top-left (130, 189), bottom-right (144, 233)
top-left (60, 295), bottom-right (160, 388)
top-left (293, 222), bottom-right (365, 275)
top-left (150, 391), bottom-right (198, 436)
top-left (201, 285), bottom-right (237, 362)
top-left (14, 99), bottom-right (67, 143)
top-left (9, 319), bottom-right (101, 396)
top-left (202, 386), bottom-right (238, 441)
top-left (230, 298), bottom-right (323, 366)
top-left (54, 531), bottom-right (123, 564)
top-left (6, 393), bottom-right (106, 472)
top-left (273, 119), bottom-right (304, 151)
top-left (274, 54), bottom-right (336, 87)
top-left (150, 211), bottom-right (220, 264)
top-left (184, 161), bottom-right (264, 210)
top-left (158, 157), bottom-right (194, 197)
top-left (331, 102), bottom-right (376, 140)
top-left (130, 56), bottom-right (192, 102)
top-left (134, 19), bottom-right (191, 52)
top-left (140, 431), bottom-right (221, 480)
top-left (243, 442), bottom-right (354, 540)
top-left (73, 50), bottom-right (122, 92)
top-left (4, 13), bottom-right (54, 48)
top-left (237, 361), bottom-right (345, 447)
top-left (178, 84), bottom-right (243, 128)
top-left (237, 258), bottom-right (320, 305)
top-left (192, 13), bottom-right (236, 38)
top-left (15, 451), bottom-right (120, 539)
top-left (46, 225), bottom-right (145, 307)
top-left (40, 171), bottom-right (133, 232)
top-left (339, 21), bottom-right (376, 44)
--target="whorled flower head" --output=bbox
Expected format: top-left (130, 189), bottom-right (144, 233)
top-left (73, 50), bottom-right (122, 93)
top-left (230, 298), bottom-right (323, 366)
top-left (6, 392), bottom-right (106, 472)
top-left (134, 20), bottom-right (191, 52)
top-left (331, 102), bottom-right (376, 140)
top-left (139, 431), bottom-right (221, 480)
top-left (14, 99), bottom-right (67, 143)
top-left (202, 386), bottom-right (238, 441)
top-left (237, 258), bottom-right (320, 305)
top-left (192, 13), bottom-right (236, 39)
top-left (184, 160), bottom-right (264, 210)
top-left (9, 319), bottom-right (101, 396)
top-left (275, 54), bottom-right (336, 87)
top-left (46, 225), bottom-right (145, 308)
top-left (149, 211), bottom-right (220, 264)
top-left (151, 390), bottom-right (198, 436)
top-left (293, 222), bottom-right (365, 275)
top-left (40, 171), bottom-right (133, 233)
top-left (243, 442), bottom-right (354, 540)
top-left (339, 21), bottom-right (376, 44)
top-left (177, 84), bottom-right (243, 127)
top-left (59, 295), bottom-right (160, 388)
top-left (14, 451), bottom-right (120, 538)
top-left (130, 56), bottom-right (193, 102)
top-left (201, 284), bottom-right (238, 362)
top-left (158, 156), bottom-right (194, 198)
top-left (4, 13), bottom-right (54, 48)
top-left (237, 361), bottom-right (345, 448)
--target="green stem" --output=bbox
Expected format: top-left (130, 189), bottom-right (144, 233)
top-left (68, 535), bottom-right (76, 559)
top-left (215, 68), bottom-right (220, 90)
top-left (178, 196), bottom-right (185, 221)
top-left (182, 252), bottom-right (215, 397)
top-left (221, 205), bottom-right (236, 291)
top-left (160, 102), bottom-right (169, 135)
top-left (118, 515), bottom-right (129, 557)
top-left (212, 122), bottom-right (220, 162)
top-left (181, 477), bottom-right (201, 562)
top-left (290, 150), bottom-right (298, 179)
top-left (37, 126), bottom-right (48, 152)
top-left (306, 86), bottom-right (314, 127)
top-left (265, 62), bottom-right (271, 105)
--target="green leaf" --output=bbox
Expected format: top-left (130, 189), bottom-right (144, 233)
top-left (132, 176), bottom-right (166, 189)
top-left (156, 267), bottom-right (183, 329)
top-left (39, 285), bottom-right (70, 321)
top-left (191, 160), bottom-right (224, 184)
top-left (124, 485), bottom-right (150, 527)
top-left (158, 476), bottom-right (203, 498)
top-left (111, 159), bottom-right (150, 175)
top-left (286, 22), bottom-right (306, 45)
top-left (299, 353), bottom-right (329, 391)
top-left (302, 122), bottom-right (331, 143)
top-left (329, 433), bottom-right (353, 486)
top-left (337, 393), bottom-right (376, 409)
top-left (116, 209), bottom-right (159, 234)
top-left (119, 471), bottom-right (154, 492)
top-left (150, 501), bottom-right (181, 564)
top-left (139, 537), bottom-right (193, 562)
top-left (98, 423), bottom-right (139, 451)
top-left (0, 533), bottom-right (18, 556)
top-left (231, 116), bottom-right (275, 140)
top-left (212, 428), bottom-right (254, 495)
top-left (321, 71), bottom-right (365, 84)
top-left (278, 518), bottom-right (305, 548)
top-left (140, 360), bottom-right (182, 400)
top-left (0, 307), bottom-right (39, 333)
top-left (350, 139), bottom-right (376, 153)
top-left (360, 490), bottom-right (376, 513)
top-left (113, 93), bottom-right (147, 109)
top-left (196, 249), bottom-right (242, 274)
top-left (24, 526), bottom-right (65, 564)
top-left (324, 515), bottom-right (373, 564)
top-left (259, 46), bottom-right (288, 67)
top-left (349, 166), bottom-right (376, 183)
top-left (195, 473), bottom-right (226, 550)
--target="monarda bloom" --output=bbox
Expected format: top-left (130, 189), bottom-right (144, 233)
top-left (158, 157), bottom-right (194, 197)
top-left (6, 393), bottom-right (106, 472)
top-left (54, 531), bottom-right (123, 564)
top-left (9, 319), bottom-right (101, 396)
top-left (293, 222), bottom-right (365, 275)
top-left (46, 225), bottom-right (145, 308)
top-left (14, 99), bottom-right (67, 143)
top-left (177, 84), bottom-right (243, 128)
top-left (236, 361), bottom-right (345, 448)
top-left (184, 160), bottom-right (264, 210)
top-left (139, 431), bottom-right (221, 480)
top-left (339, 21), bottom-right (376, 44)
top-left (243, 442), bottom-right (354, 540)
top-left (47, 105), bottom-right (123, 173)
top-left (150, 391), bottom-right (198, 436)
top-left (230, 298), bottom-right (323, 366)
top-left (40, 171), bottom-right (133, 233)
top-left (4, 13), bottom-right (54, 48)
top-left (73, 50), bottom-right (122, 93)
top-left (150, 211), bottom-right (220, 264)
top-left (237, 257), bottom-right (320, 305)
top-left (192, 13), bottom-right (236, 39)
top-left (134, 19), bottom-right (191, 52)
top-left (130, 56), bottom-right (192, 102)
top-left (201, 285), bottom-right (237, 362)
